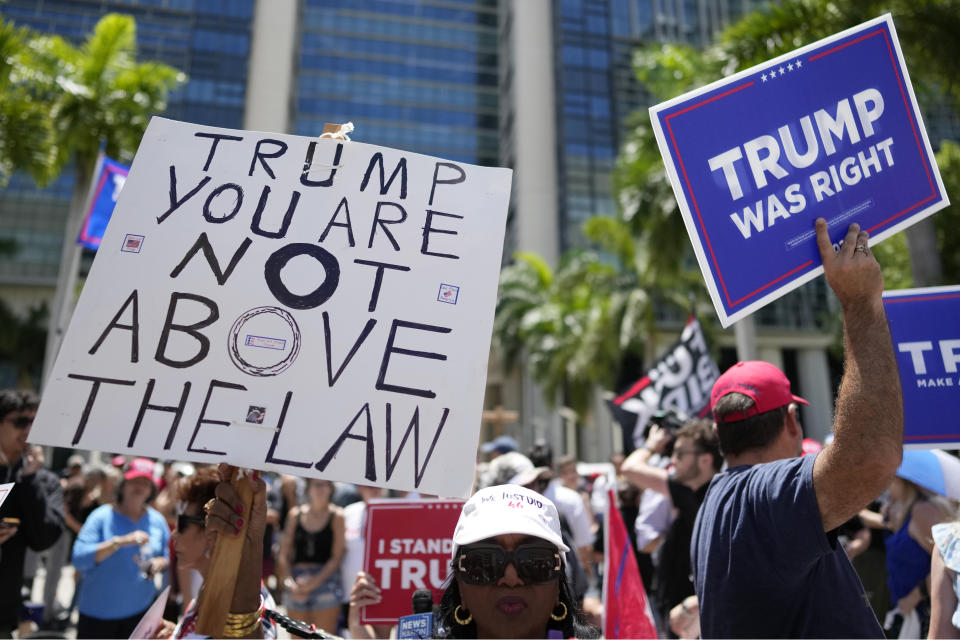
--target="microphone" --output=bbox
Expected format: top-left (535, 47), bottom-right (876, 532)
top-left (412, 589), bottom-right (434, 614)
top-left (398, 590), bottom-right (435, 639)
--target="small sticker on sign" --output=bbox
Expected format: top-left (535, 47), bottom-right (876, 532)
top-left (438, 284), bottom-right (459, 305)
top-left (245, 335), bottom-right (286, 351)
top-left (122, 234), bottom-right (144, 253)
top-left (246, 406), bottom-right (266, 424)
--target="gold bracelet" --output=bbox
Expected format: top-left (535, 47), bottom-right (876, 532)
top-left (222, 616), bottom-right (261, 638)
top-left (223, 598), bottom-right (264, 637)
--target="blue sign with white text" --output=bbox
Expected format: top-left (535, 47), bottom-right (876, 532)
top-left (398, 612), bottom-right (434, 639)
top-left (650, 15), bottom-right (948, 327)
top-left (78, 156), bottom-right (129, 250)
top-left (884, 286), bottom-right (960, 447)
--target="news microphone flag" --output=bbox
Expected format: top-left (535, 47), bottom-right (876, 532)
top-left (603, 489), bottom-right (657, 639)
top-left (78, 155), bottom-right (129, 250)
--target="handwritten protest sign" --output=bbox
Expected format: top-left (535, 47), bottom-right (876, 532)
top-left (650, 14), bottom-right (948, 327)
top-left (30, 117), bottom-right (511, 498)
top-left (361, 499), bottom-right (462, 624)
top-left (883, 285), bottom-right (960, 447)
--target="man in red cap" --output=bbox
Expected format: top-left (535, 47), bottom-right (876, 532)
top-left (692, 220), bottom-right (903, 638)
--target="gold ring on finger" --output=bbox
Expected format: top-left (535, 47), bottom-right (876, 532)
top-left (203, 498), bottom-right (216, 514)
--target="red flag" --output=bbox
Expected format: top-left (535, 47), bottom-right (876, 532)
top-left (603, 489), bottom-right (658, 639)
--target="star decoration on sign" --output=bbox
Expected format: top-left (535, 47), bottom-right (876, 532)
top-left (787, 62), bottom-right (794, 71)
top-left (796, 59), bottom-right (803, 68)
top-left (761, 73), bottom-right (768, 82)
top-left (779, 66), bottom-right (786, 75)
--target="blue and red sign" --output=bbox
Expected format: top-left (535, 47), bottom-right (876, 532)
top-left (78, 156), bottom-right (129, 250)
top-left (884, 286), bottom-right (960, 447)
top-left (650, 15), bottom-right (948, 327)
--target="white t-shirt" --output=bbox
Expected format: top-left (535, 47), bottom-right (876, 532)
top-left (339, 500), bottom-right (367, 603)
top-left (544, 481), bottom-right (595, 549)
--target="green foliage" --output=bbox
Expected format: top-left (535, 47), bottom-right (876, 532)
top-left (495, 246), bottom-right (652, 416)
top-left (872, 231), bottom-right (913, 290)
top-left (934, 141), bottom-right (960, 284)
top-left (0, 300), bottom-right (47, 388)
top-left (0, 13), bottom-right (185, 184)
top-left (0, 18), bottom-right (57, 185)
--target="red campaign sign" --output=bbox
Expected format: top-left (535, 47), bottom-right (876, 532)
top-left (361, 499), bottom-right (464, 624)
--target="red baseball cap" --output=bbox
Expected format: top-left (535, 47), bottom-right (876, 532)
top-left (124, 457), bottom-right (157, 484)
top-left (710, 361), bottom-right (808, 423)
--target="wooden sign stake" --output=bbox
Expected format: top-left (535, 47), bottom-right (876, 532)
top-left (195, 470), bottom-right (254, 637)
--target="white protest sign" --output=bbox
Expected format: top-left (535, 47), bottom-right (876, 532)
top-left (31, 117), bottom-right (512, 498)
top-left (0, 483), bottom-right (13, 511)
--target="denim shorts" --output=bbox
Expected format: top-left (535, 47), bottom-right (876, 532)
top-left (286, 566), bottom-right (343, 612)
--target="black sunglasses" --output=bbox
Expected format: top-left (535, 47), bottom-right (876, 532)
top-left (9, 416), bottom-right (33, 430)
top-left (457, 543), bottom-right (561, 586)
top-left (177, 514), bottom-right (206, 534)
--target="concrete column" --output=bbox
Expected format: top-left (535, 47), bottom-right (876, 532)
top-left (758, 346), bottom-right (784, 371)
top-left (244, 0), bottom-right (298, 133)
top-left (797, 347), bottom-right (835, 442)
top-left (508, 0), bottom-right (559, 266)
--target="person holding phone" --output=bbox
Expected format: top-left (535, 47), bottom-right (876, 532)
top-left (0, 389), bottom-right (64, 636)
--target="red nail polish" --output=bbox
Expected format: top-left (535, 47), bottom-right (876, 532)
top-left (252, 471), bottom-right (260, 481)
top-left (234, 527), bottom-right (240, 536)
top-left (236, 504), bottom-right (243, 514)
top-left (237, 518), bottom-right (244, 527)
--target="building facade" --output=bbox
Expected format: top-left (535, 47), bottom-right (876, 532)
top-left (0, 0), bottom-right (871, 457)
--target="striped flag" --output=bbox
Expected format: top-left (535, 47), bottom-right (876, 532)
top-left (603, 489), bottom-right (657, 639)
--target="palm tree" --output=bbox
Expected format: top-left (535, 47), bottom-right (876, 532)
top-left (0, 17), bottom-right (56, 186)
top-left (492, 214), bottom-right (697, 417)
top-left (25, 14), bottom-right (185, 381)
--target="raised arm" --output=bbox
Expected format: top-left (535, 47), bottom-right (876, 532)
top-left (929, 545), bottom-right (960, 639)
top-left (275, 506), bottom-right (299, 586)
top-left (621, 425), bottom-right (671, 498)
top-left (812, 219), bottom-right (903, 532)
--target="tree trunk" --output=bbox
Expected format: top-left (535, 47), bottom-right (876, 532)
top-left (41, 160), bottom-right (95, 388)
top-left (904, 217), bottom-right (943, 287)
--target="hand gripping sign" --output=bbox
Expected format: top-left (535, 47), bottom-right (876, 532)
top-left (361, 499), bottom-right (463, 624)
top-left (29, 117), bottom-right (511, 498)
top-left (883, 285), bottom-right (960, 447)
top-left (650, 14), bottom-right (948, 327)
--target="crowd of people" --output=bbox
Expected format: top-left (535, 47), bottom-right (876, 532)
top-left (0, 220), bottom-right (958, 639)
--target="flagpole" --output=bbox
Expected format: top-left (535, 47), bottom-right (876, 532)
top-left (734, 314), bottom-right (757, 362)
top-left (602, 489), bottom-right (611, 634)
top-left (41, 151), bottom-right (105, 389)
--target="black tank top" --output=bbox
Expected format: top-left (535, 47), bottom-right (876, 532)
top-left (293, 512), bottom-right (334, 564)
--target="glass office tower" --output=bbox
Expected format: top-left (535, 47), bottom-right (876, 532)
top-left (0, 0), bottom-right (255, 286)
top-left (293, 0), bottom-right (500, 167)
top-left (0, 0), bottom-right (255, 387)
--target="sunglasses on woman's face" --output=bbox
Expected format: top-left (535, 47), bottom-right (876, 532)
top-left (457, 543), bottom-right (561, 586)
top-left (177, 514), bottom-right (206, 534)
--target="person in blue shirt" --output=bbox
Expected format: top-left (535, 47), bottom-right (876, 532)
top-left (72, 457), bottom-right (169, 639)
top-left (692, 220), bottom-right (904, 638)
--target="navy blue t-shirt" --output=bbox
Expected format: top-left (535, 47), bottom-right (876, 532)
top-left (691, 453), bottom-right (883, 638)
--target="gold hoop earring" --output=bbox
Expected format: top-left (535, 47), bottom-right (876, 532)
top-left (550, 602), bottom-right (568, 621)
top-left (454, 605), bottom-right (473, 625)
